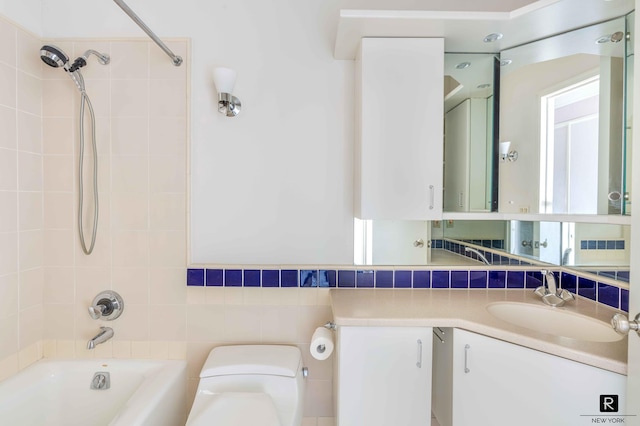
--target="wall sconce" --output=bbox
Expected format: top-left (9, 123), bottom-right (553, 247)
top-left (500, 141), bottom-right (518, 162)
top-left (213, 67), bottom-right (241, 117)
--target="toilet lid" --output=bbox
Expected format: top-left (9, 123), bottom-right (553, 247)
top-left (187, 392), bottom-right (282, 426)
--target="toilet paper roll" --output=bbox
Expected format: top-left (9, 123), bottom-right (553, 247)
top-left (310, 327), bottom-right (334, 361)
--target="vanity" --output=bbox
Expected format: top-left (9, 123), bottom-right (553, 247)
top-left (330, 289), bottom-right (627, 426)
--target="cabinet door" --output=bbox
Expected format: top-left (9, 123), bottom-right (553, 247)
top-left (355, 37), bottom-right (444, 220)
top-left (336, 326), bottom-right (432, 426)
top-left (452, 329), bottom-right (626, 426)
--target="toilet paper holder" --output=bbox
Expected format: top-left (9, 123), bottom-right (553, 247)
top-left (324, 322), bottom-right (337, 331)
top-left (315, 322), bottom-right (336, 354)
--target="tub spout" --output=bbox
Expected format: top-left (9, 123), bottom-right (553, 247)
top-left (87, 326), bottom-right (114, 350)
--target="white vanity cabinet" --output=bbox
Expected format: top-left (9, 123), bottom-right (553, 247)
top-left (354, 37), bottom-right (444, 220)
top-left (335, 326), bottom-right (433, 426)
top-left (433, 328), bottom-right (626, 426)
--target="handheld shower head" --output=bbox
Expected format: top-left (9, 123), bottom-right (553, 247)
top-left (40, 45), bottom-right (70, 69)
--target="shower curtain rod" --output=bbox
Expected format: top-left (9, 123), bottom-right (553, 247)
top-left (113, 0), bottom-right (183, 66)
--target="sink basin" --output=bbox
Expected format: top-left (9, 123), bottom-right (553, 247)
top-left (486, 302), bottom-right (624, 342)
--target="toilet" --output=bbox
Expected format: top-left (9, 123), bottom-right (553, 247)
top-left (186, 345), bottom-right (306, 426)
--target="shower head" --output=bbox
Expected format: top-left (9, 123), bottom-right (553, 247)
top-left (40, 45), bottom-right (70, 69)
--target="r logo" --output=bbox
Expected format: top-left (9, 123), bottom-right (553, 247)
top-left (600, 395), bottom-right (619, 413)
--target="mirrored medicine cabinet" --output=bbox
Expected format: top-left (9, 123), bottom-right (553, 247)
top-left (357, 11), bottom-right (634, 288)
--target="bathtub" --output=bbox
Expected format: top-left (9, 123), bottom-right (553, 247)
top-left (0, 358), bottom-right (187, 426)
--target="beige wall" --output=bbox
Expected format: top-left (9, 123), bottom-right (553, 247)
top-left (0, 15), bottom-right (334, 424)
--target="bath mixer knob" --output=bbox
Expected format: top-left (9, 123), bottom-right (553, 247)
top-left (88, 304), bottom-right (106, 320)
top-left (88, 291), bottom-right (124, 321)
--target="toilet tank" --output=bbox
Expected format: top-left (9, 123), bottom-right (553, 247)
top-left (197, 345), bottom-right (305, 426)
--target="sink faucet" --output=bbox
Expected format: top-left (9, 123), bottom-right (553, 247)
top-left (534, 270), bottom-right (574, 307)
top-left (464, 247), bottom-right (491, 265)
top-left (87, 326), bottom-right (114, 350)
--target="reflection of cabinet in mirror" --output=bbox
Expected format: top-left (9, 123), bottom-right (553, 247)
top-left (354, 38), bottom-right (443, 220)
top-left (444, 98), bottom-right (493, 212)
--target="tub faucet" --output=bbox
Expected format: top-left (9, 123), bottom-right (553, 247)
top-left (87, 326), bottom-right (114, 350)
top-left (534, 270), bottom-right (575, 307)
top-left (464, 247), bottom-right (491, 265)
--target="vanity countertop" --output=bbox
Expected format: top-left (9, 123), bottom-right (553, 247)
top-left (329, 289), bottom-right (628, 375)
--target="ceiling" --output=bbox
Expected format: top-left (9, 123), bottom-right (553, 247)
top-left (334, 0), bottom-right (635, 59)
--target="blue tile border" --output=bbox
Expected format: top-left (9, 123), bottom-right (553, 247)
top-left (580, 239), bottom-right (625, 250)
top-left (186, 267), bottom-right (628, 311)
top-left (187, 269), bottom-right (204, 286)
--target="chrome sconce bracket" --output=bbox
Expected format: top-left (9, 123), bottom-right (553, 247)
top-left (218, 92), bottom-right (241, 117)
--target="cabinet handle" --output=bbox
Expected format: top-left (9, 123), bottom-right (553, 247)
top-left (416, 339), bottom-right (423, 368)
top-left (429, 185), bottom-right (435, 210)
top-left (464, 344), bottom-right (471, 373)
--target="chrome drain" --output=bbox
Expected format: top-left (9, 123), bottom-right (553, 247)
top-left (90, 372), bottom-right (110, 390)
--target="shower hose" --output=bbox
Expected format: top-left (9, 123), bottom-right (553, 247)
top-left (74, 70), bottom-right (99, 255)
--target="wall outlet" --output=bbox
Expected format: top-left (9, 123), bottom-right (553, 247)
top-left (446, 220), bottom-right (454, 228)
top-left (433, 220), bottom-right (441, 228)
top-left (519, 206), bottom-right (530, 213)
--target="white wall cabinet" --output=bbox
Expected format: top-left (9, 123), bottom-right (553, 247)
top-left (433, 328), bottom-right (627, 426)
top-left (335, 326), bottom-right (433, 426)
top-left (355, 37), bottom-right (444, 220)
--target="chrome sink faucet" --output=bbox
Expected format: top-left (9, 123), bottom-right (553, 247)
top-left (87, 326), bottom-right (114, 350)
top-left (534, 270), bottom-right (575, 307)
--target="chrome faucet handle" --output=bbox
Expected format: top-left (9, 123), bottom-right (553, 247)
top-left (88, 291), bottom-right (124, 321)
top-left (541, 292), bottom-right (565, 307)
top-left (88, 304), bottom-right (106, 320)
top-left (557, 289), bottom-right (575, 302)
top-left (534, 286), bottom-right (547, 298)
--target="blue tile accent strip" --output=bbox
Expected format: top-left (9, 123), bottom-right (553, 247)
top-left (451, 271), bottom-right (468, 289)
top-left (580, 239), bottom-right (626, 250)
top-left (469, 271), bottom-right (487, 289)
top-left (375, 270), bottom-right (394, 288)
top-left (506, 271), bottom-right (525, 288)
top-left (187, 269), bottom-right (204, 286)
top-left (560, 272), bottom-right (577, 293)
top-left (578, 277), bottom-right (597, 301)
top-left (394, 270), bottom-right (412, 288)
top-left (243, 269), bottom-right (261, 287)
top-left (186, 267), bottom-right (627, 312)
top-left (357, 270), bottom-right (374, 288)
top-left (413, 271), bottom-right (430, 288)
top-left (206, 269), bottom-right (223, 287)
top-left (432, 271), bottom-right (449, 288)
top-left (338, 270), bottom-right (355, 287)
top-left (281, 269), bottom-right (298, 287)
top-left (262, 270), bottom-right (280, 287)
top-left (598, 283), bottom-right (620, 309)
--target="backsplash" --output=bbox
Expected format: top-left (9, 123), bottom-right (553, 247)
top-left (186, 267), bottom-right (628, 312)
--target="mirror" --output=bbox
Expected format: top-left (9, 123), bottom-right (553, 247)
top-left (499, 15), bottom-right (632, 215)
top-left (443, 53), bottom-right (498, 212)
top-left (434, 220), bottom-right (630, 284)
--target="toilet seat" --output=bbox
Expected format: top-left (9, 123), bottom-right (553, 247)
top-left (187, 392), bottom-right (282, 426)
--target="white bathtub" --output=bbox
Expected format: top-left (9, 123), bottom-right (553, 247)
top-left (0, 358), bottom-right (187, 426)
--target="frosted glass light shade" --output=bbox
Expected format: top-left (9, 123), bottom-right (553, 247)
top-left (212, 67), bottom-right (237, 94)
top-left (499, 141), bottom-right (511, 156)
